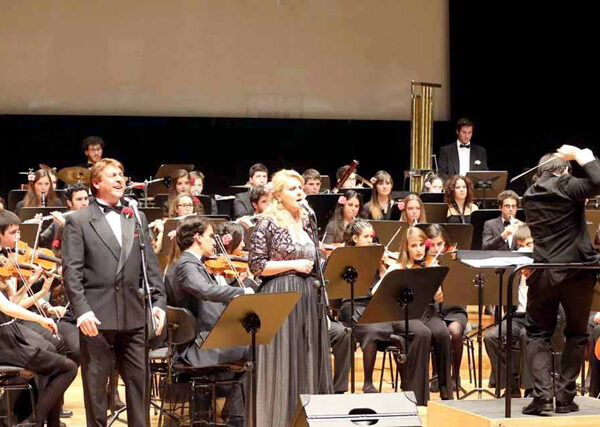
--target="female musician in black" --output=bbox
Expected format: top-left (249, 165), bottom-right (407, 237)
top-left (444, 175), bottom-right (478, 223)
top-left (323, 190), bottom-right (361, 244)
top-left (361, 170), bottom-right (395, 220)
top-left (15, 169), bottom-right (64, 215)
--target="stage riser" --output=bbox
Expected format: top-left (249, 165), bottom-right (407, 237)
top-left (428, 397), bottom-right (600, 427)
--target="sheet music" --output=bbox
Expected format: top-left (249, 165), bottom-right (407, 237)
top-left (460, 256), bottom-right (533, 268)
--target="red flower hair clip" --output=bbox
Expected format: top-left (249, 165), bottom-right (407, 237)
top-left (370, 176), bottom-right (378, 185)
top-left (122, 207), bottom-right (134, 219)
top-left (338, 196), bottom-right (347, 205)
top-left (52, 238), bottom-right (61, 249)
top-left (222, 233), bottom-right (233, 246)
top-left (425, 238), bottom-right (432, 249)
top-left (397, 200), bottom-right (405, 211)
top-left (192, 196), bottom-right (200, 204)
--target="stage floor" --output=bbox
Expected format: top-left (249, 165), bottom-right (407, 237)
top-left (428, 396), bottom-right (600, 426)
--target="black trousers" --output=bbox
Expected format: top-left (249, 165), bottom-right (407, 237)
top-left (525, 270), bottom-right (595, 401)
top-left (80, 327), bottom-right (147, 427)
top-left (393, 319), bottom-right (431, 405)
top-left (329, 320), bottom-right (351, 393)
top-left (422, 315), bottom-right (452, 396)
top-left (588, 321), bottom-right (600, 398)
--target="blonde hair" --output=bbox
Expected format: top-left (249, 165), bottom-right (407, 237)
top-left (398, 227), bottom-right (427, 268)
top-left (263, 169), bottom-right (306, 228)
top-left (400, 194), bottom-right (427, 224)
top-left (90, 158), bottom-right (124, 195)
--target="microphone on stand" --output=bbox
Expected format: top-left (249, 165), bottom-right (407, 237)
top-left (298, 199), bottom-right (316, 216)
top-left (123, 196), bottom-right (143, 225)
top-left (41, 191), bottom-right (46, 207)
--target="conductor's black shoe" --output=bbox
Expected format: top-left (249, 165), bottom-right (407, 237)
top-left (60, 407), bottom-right (73, 418)
top-left (555, 400), bottom-right (579, 413)
top-left (521, 397), bottom-right (553, 415)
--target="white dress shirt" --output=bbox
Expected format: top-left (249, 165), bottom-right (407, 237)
top-left (96, 198), bottom-right (122, 246)
top-left (457, 139), bottom-right (471, 176)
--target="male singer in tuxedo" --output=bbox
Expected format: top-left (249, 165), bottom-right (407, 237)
top-left (482, 190), bottom-right (521, 250)
top-left (62, 158), bottom-right (166, 426)
top-left (438, 118), bottom-right (488, 179)
top-left (521, 145), bottom-right (600, 414)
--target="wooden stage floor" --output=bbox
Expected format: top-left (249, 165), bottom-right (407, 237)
top-left (57, 312), bottom-right (597, 426)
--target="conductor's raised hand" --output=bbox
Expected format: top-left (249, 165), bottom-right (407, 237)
top-left (556, 145), bottom-right (580, 161)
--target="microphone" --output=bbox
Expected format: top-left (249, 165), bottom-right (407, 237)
top-left (298, 199), bottom-right (315, 215)
top-left (124, 196), bottom-right (142, 225)
top-left (41, 191), bottom-right (46, 207)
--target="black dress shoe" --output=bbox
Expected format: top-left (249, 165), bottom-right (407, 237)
top-left (60, 408), bottom-right (73, 418)
top-left (555, 400), bottom-right (579, 413)
top-left (362, 383), bottom-right (378, 393)
top-left (522, 397), bottom-right (553, 415)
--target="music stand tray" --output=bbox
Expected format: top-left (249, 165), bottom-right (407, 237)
top-left (368, 221), bottom-right (407, 251)
top-left (324, 246), bottom-right (384, 300)
top-left (466, 171), bottom-right (508, 201)
top-left (202, 292), bottom-right (301, 427)
top-left (359, 267), bottom-right (448, 325)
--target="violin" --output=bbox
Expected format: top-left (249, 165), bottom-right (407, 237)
top-left (16, 241), bottom-right (61, 271)
top-left (205, 255), bottom-right (249, 278)
top-left (0, 255), bottom-right (36, 279)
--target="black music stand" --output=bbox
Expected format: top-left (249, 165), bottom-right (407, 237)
top-left (215, 196), bottom-right (235, 217)
top-left (419, 192), bottom-right (444, 203)
top-left (319, 175), bottom-right (331, 191)
top-left (450, 250), bottom-right (532, 399)
top-left (422, 203), bottom-right (448, 223)
top-left (306, 194), bottom-right (347, 237)
top-left (415, 223), bottom-right (474, 250)
top-left (324, 245), bottom-right (385, 393)
top-left (368, 221), bottom-right (407, 251)
top-left (202, 292), bottom-right (302, 427)
top-left (359, 267), bottom-right (449, 385)
top-left (469, 209), bottom-right (526, 250)
top-left (466, 171), bottom-right (508, 208)
top-left (139, 207), bottom-right (163, 224)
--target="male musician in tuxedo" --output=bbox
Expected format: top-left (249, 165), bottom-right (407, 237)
top-left (302, 169), bottom-right (322, 195)
top-left (481, 190), bottom-right (520, 250)
top-left (521, 145), bottom-right (600, 414)
top-left (232, 163), bottom-right (268, 219)
top-left (438, 118), bottom-right (488, 179)
top-left (172, 216), bottom-right (253, 426)
top-left (62, 158), bottom-right (166, 426)
top-left (80, 135), bottom-right (105, 168)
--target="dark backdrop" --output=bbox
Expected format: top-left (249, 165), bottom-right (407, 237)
top-left (2, 2), bottom-right (599, 201)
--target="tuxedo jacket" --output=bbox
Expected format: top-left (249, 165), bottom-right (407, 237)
top-left (438, 142), bottom-right (488, 179)
top-left (232, 190), bottom-right (253, 219)
top-left (62, 201), bottom-right (166, 331)
top-left (522, 160), bottom-right (600, 285)
top-left (482, 216), bottom-right (519, 251)
top-left (173, 251), bottom-right (247, 367)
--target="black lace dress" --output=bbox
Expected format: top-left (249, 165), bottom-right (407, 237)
top-left (249, 216), bottom-right (333, 427)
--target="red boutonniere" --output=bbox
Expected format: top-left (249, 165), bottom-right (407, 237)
top-left (122, 207), bottom-right (134, 219)
top-left (52, 238), bottom-right (61, 249)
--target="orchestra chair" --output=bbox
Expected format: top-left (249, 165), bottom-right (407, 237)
top-left (0, 365), bottom-right (37, 426)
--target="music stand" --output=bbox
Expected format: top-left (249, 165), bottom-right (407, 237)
top-left (147, 164), bottom-right (195, 196)
top-left (419, 192), bottom-right (444, 203)
top-left (306, 194), bottom-right (346, 237)
top-left (466, 171), bottom-right (508, 208)
top-left (18, 223), bottom-right (40, 246)
top-left (324, 245), bottom-right (385, 392)
top-left (202, 292), bottom-right (302, 427)
top-left (449, 250), bottom-right (532, 399)
top-left (320, 175), bottom-right (331, 191)
top-left (359, 267), bottom-right (448, 385)
top-left (368, 221), bottom-right (407, 251)
top-left (422, 203), bottom-right (448, 223)
top-left (139, 207), bottom-right (163, 224)
top-left (469, 209), bottom-right (526, 250)
top-left (215, 196), bottom-right (235, 217)
top-left (415, 223), bottom-right (473, 250)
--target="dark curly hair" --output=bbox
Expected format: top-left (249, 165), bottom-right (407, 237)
top-left (444, 175), bottom-right (474, 207)
top-left (176, 216), bottom-right (210, 251)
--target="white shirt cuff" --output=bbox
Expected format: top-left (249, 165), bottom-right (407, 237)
top-left (77, 311), bottom-right (96, 327)
top-left (578, 149), bottom-right (596, 166)
top-left (243, 287), bottom-right (255, 294)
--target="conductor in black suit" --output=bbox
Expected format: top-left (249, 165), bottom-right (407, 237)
top-left (232, 163), bottom-right (268, 219)
top-left (482, 190), bottom-right (521, 251)
top-left (438, 118), bottom-right (488, 179)
top-left (521, 145), bottom-right (600, 415)
top-left (172, 216), bottom-right (253, 426)
top-left (62, 158), bottom-right (166, 426)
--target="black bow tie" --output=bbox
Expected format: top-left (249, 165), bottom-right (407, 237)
top-left (459, 143), bottom-right (471, 149)
top-left (99, 204), bottom-right (123, 215)
top-left (503, 220), bottom-right (511, 227)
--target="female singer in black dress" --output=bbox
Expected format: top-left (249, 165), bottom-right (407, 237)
top-left (444, 175), bottom-right (478, 223)
top-left (0, 287), bottom-right (77, 426)
top-left (249, 169), bottom-right (332, 427)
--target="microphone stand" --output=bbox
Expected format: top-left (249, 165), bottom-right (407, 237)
top-left (304, 203), bottom-right (330, 393)
top-left (108, 198), bottom-right (156, 427)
